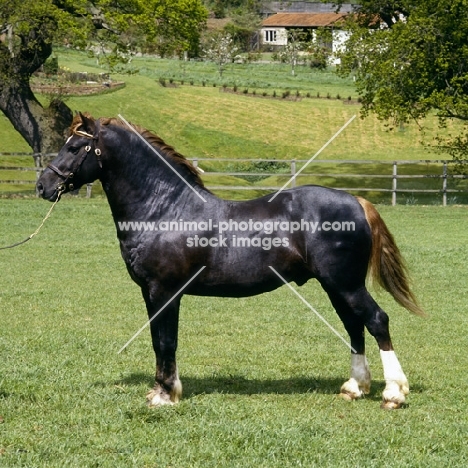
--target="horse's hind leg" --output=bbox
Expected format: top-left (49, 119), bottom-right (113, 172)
top-left (326, 292), bottom-right (371, 400)
top-left (326, 286), bottom-right (409, 409)
top-left (141, 287), bottom-right (183, 407)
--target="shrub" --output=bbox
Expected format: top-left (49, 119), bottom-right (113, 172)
top-left (225, 160), bottom-right (289, 183)
top-left (44, 56), bottom-right (59, 75)
top-left (243, 51), bottom-right (262, 63)
top-left (309, 57), bottom-right (327, 70)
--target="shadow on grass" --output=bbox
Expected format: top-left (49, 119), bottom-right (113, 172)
top-left (112, 372), bottom-right (425, 401)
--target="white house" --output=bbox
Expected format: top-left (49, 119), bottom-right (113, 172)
top-left (261, 12), bottom-right (351, 64)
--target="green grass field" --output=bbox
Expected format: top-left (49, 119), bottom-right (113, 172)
top-left (1, 49), bottom-right (466, 202)
top-left (0, 199), bottom-right (467, 466)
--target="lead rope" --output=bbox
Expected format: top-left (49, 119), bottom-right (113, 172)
top-left (0, 188), bottom-right (64, 250)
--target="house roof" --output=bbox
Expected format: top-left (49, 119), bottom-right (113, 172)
top-left (261, 12), bottom-right (348, 28)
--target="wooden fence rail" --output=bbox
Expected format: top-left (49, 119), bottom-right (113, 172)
top-left (1, 153), bottom-right (467, 205)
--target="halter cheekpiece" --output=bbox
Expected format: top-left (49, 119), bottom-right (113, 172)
top-left (47, 121), bottom-right (102, 193)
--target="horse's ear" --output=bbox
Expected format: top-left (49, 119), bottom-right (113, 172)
top-left (78, 112), bottom-right (95, 134)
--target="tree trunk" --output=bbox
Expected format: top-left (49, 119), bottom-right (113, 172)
top-left (0, 25), bottom-right (73, 159)
top-left (0, 80), bottom-right (72, 157)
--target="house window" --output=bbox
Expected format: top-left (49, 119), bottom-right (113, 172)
top-left (264, 30), bottom-right (277, 43)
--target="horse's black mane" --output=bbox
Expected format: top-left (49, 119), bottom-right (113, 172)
top-left (70, 114), bottom-right (205, 187)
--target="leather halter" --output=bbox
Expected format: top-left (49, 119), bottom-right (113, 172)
top-left (47, 121), bottom-right (102, 193)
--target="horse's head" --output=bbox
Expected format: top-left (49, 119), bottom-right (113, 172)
top-left (37, 113), bottom-right (103, 201)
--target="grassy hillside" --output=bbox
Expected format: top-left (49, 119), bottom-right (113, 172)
top-left (1, 49), bottom-right (465, 201)
top-left (1, 49), bottom-right (446, 160)
top-left (63, 51), bottom-right (450, 161)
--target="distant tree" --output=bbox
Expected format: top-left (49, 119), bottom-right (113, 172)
top-left (0, 0), bottom-right (207, 154)
top-left (336, 0), bottom-right (468, 164)
top-left (212, 0), bottom-right (227, 18)
top-left (223, 10), bottom-right (261, 52)
top-left (277, 29), bottom-right (308, 76)
top-left (203, 32), bottom-right (239, 77)
top-left (204, 0), bottom-right (267, 19)
top-left (305, 28), bottom-right (332, 70)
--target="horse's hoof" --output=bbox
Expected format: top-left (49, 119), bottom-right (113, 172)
top-left (146, 394), bottom-right (174, 407)
top-left (339, 391), bottom-right (357, 402)
top-left (146, 389), bottom-right (174, 407)
top-left (380, 400), bottom-right (403, 410)
top-left (339, 378), bottom-right (367, 401)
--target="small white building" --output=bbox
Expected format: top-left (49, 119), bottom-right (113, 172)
top-left (261, 12), bottom-right (350, 64)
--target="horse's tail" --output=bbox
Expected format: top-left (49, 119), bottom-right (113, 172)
top-left (356, 197), bottom-right (425, 316)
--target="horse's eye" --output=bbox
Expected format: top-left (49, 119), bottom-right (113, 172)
top-left (69, 146), bottom-right (80, 155)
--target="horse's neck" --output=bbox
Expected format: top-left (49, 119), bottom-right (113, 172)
top-left (101, 162), bottom-right (207, 222)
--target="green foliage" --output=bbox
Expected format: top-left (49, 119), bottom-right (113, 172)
top-left (274, 28), bottom-right (331, 76)
top-left (337, 0), bottom-right (468, 162)
top-left (308, 28), bottom-right (332, 70)
top-left (0, 0), bottom-right (208, 152)
top-left (205, 0), bottom-right (264, 17)
top-left (276, 29), bottom-right (308, 76)
top-left (80, 0), bottom-right (208, 62)
top-left (43, 56), bottom-right (58, 75)
top-left (0, 0), bottom-right (88, 80)
top-left (218, 160), bottom-right (289, 183)
top-left (212, 0), bottom-right (227, 18)
top-left (222, 9), bottom-right (262, 52)
top-left (142, 0), bottom-right (208, 57)
top-left (223, 22), bottom-right (254, 53)
top-left (0, 1), bottom-right (208, 74)
top-left (435, 133), bottom-right (468, 175)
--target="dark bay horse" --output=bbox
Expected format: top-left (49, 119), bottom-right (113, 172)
top-left (37, 113), bottom-right (424, 409)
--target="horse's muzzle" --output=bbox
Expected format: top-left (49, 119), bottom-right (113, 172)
top-left (36, 181), bottom-right (45, 197)
top-left (36, 178), bottom-right (62, 202)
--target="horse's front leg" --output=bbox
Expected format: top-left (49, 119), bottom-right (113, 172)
top-left (142, 288), bottom-right (182, 407)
